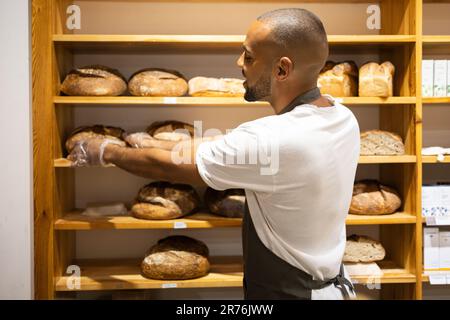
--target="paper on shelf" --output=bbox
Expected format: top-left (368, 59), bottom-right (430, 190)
top-left (82, 202), bottom-right (128, 217)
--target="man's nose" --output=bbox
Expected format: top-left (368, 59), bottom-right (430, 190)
top-left (236, 52), bottom-right (244, 68)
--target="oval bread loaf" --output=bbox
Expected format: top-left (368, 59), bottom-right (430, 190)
top-left (128, 68), bottom-right (188, 97)
top-left (358, 61), bottom-right (395, 97)
top-left (204, 187), bottom-right (245, 218)
top-left (360, 130), bottom-right (405, 155)
top-left (188, 77), bottom-right (245, 97)
top-left (141, 235), bottom-right (210, 280)
top-left (60, 65), bottom-right (127, 96)
top-left (65, 125), bottom-right (127, 153)
top-left (343, 235), bottom-right (386, 263)
top-left (350, 180), bottom-right (402, 215)
top-left (146, 120), bottom-right (194, 142)
top-left (318, 61), bottom-right (358, 97)
top-left (131, 181), bottom-right (200, 220)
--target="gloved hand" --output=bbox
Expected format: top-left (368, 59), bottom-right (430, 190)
top-left (124, 132), bottom-right (157, 148)
top-left (68, 137), bottom-right (124, 167)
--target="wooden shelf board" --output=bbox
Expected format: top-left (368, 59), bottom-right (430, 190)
top-left (53, 34), bottom-right (416, 47)
top-left (358, 155), bottom-right (416, 164)
top-left (423, 97), bottom-right (450, 104)
top-left (54, 156), bottom-right (417, 168)
top-left (346, 212), bottom-right (417, 225)
top-left (54, 211), bottom-right (417, 230)
top-left (54, 257), bottom-right (414, 291)
top-left (55, 256), bottom-right (244, 292)
top-left (350, 261), bottom-right (416, 284)
top-left (53, 96), bottom-right (416, 106)
top-left (422, 155), bottom-right (450, 163)
top-left (55, 211), bottom-right (242, 230)
top-left (423, 36), bottom-right (450, 44)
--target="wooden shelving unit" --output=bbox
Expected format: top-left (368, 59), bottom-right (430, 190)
top-left (422, 155), bottom-right (450, 163)
top-left (32, 0), bottom-right (434, 300)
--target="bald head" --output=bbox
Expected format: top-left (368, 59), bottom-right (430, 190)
top-left (257, 8), bottom-right (329, 78)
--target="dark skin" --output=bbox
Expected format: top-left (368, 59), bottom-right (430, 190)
top-left (91, 20), bottom-right (332, 185)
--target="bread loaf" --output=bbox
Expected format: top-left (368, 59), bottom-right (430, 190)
top-left (343, 235), bottom-right (386, 263)
top-left (147, 120), bottom-right (194, 142)
top-left (188, 77), bottom-right (245, 97)
top-left (318, 61), bottom-right (358, 97)
top-left (65, 125), bottom-right (127, 153)
top-left (131, 181), bottom-right (200, 220)
top-left (60, 65), bottom-right (127, 96)
top-left (360, 130), bottom-right (405, 155)
top-left (141, 235), bottom-right (210, 280)
top-left (358, 61), bottom-right (395, 97)
top-left (128, 68), bottom-right (188, 97)
top-left (350, 180), bottom-right (402, 215)
top-left (204, 187), bottom-right (245, 218)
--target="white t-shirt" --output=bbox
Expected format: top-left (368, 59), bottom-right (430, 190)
top-left (196, 97), bottom-right (360, 296)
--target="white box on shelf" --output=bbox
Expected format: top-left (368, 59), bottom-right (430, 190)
top-left (422, 185), bottom-right (441, 217)
top-left (439, 231), bottom-right (450, 269)
top-left (422, 60), bottom-right (434, 97)
top-left (433, 60), bottom-right (447, 97)
top-left (440, 185), bottom-right (450, 216)
top-left (424, 227), bottom-right (440, 270)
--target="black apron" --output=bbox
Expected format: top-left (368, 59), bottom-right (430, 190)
top-left (242, 88), bottom-right (355, 300)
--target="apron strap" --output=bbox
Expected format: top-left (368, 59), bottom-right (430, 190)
top-left (326, 264), bottom-right (355, 300)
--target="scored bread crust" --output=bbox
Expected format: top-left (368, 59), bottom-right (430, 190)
top-left (360, 129), bottom-right (405, 155)
top-left (358, 61), bottom-right (395, 97)
top-left (318, 61), bottom-right (358, 97)
top-left (60, 65), bottom-right (127, 96)
top-left (350, 179), bottom-right (402, 215)
top-left (65, 125), bottom-right (127, 153)
top-left (131, 181), bottom-right (200, 220)
top-left (204, 187), bottom-right (246, 218)
top-left (141, 235), bottom-right (210, 280)
top-left (146, 120), bottom-right (195, 141)
top-left (188, 77), bottom-right (245, 97)
top-left (128, 68), bottom-right (188, 97)
top-left (343, 234), bottom-right (386, 263)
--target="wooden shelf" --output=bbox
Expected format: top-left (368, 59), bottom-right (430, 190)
top-left (358, 155), bottom-right (416, 164)
top-left (55, 211), bottom-right (242, 230)
top-left (54, 156), bottom-right (417, 168)
top-left (423, 97), bottom-right (450, 104)
top-left (422, 155), bottom-right (450, 163)
top-left (54, 96), bottom-right (416, 106)
top-left (350, 261), bottom-right (416, 284)
top-left (55, 256), bottom-right (243, 292)
top-left (423, 36), bottom-right (450, 44)
top-left (54, 211), bottom-right (416, 230)
top-left (53, 34), bottom-right (416, 51)
top-left (54, 257), bottom-right (414, 291)
top-left (346, 212), bottom-right (417, 225)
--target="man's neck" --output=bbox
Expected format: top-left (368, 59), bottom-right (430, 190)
top-left (271, 86), bottom-right (331, 114)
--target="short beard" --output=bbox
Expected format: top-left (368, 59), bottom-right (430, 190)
top-left (244, 72), bottom-right (271, 102)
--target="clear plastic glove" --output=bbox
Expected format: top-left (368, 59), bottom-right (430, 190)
top-left (124, 132), bottom-right (157, 148)
top-left (67, 137), bottom-right (124, 167)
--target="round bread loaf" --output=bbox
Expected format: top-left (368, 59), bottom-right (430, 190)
top-left (358, 61), bottom-right (395, 97)
top-left (141, 235), bottom-right (210, 280)
top-left (131, 181), bottom-right (200, 220)
top-left (204, 187), bottom-right (245, 218)
top-left (360, 130), bottom-right (405, 155)
top-left (65, 125), bottom-right (127, 153)
top-left (188, 77), bottom-right (245, 97)
top-left (60, 65), bottom-right (127, 96)
top-left (350, 180), bottom-right (402, 215)
top-left (343, 235), bottom-right (386, 263)
top-left (146, 120), bottom-right (194, 142)
top-left (318, 61), bottom-right (358, 97)
top-left (128, 68), bottom-right (188, 97)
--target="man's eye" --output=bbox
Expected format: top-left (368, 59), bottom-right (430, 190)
top-left (244, 55), bottom-right (252, 62)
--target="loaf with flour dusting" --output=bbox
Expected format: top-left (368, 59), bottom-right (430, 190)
top-left (360, 130), bottom-right (405, 155)
top-left (128, 68), bottom-right (188, 97)
top-left (204, 187), bottom-right (246, 218)
top-left (350, 180), bottom-right (402, 215)
top-left (343, 235), bottom-right (386, 263)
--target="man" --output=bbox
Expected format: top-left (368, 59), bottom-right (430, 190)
top-left (69, 8), bottom-right (360, 300)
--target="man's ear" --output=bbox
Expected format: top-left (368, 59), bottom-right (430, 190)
top-left (275, 57), bottom-right (293, 81)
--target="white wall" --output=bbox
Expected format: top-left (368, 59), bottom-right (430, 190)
top-left (0, 0), bottom-right (33, 299)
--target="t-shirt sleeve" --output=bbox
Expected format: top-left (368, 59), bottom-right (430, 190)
top-left (195, 123), bottom-right (278, 192)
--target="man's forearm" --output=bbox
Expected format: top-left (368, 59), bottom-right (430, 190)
top-left (103, 144), bottom-right (206, 186)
